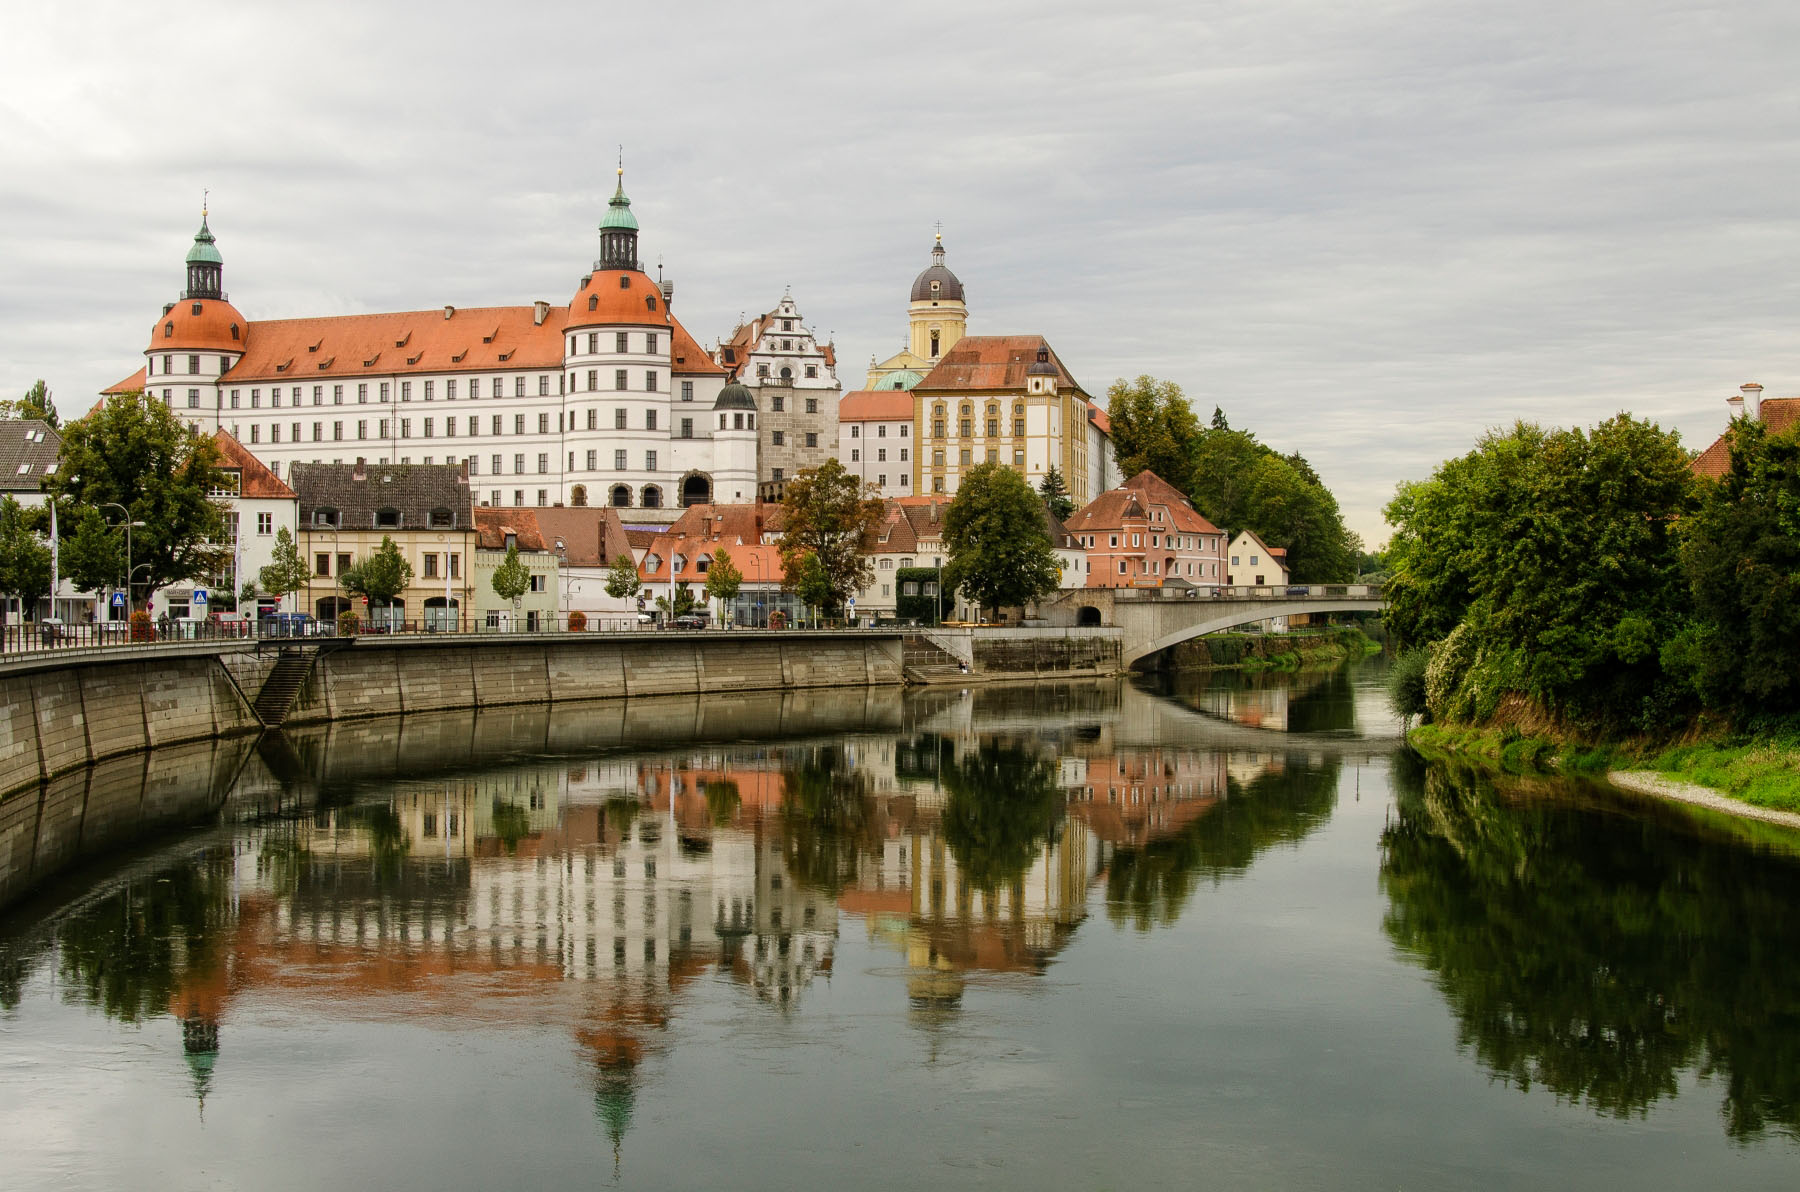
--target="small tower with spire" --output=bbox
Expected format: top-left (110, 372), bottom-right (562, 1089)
top-left (184, 198), bottom-right (224, 301)
top-left (598, 163), bottom-right (640, 272)
top-left (908, 228), bottom-right (967, 363)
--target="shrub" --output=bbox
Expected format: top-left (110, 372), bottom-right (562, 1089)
top-left (1387, 645), bottom-right (1431, 725)
top-left (566, 609), bottom-right (587, 631)
top-left (1424, 621), bottom-right (1475, 722)
top-left (337, 610), bottom-right (361, 636)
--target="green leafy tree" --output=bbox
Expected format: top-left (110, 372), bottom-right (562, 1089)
top-left (0, 379), bottom-right (59, 428)
top-left (791, 552), bottom-right (832, 619)
top-left (654, 582), bottom-right (698, 618)
top-left (340, 535), bottom-right (413, 618)
top-left (604, 551), bottom-right (641, 601)
top-left (1383, 415), bottom-right (1695, 730)
top-left (940, 739), bottom-right (1064, 894)
top-left (1038, 466), bottom-right (1075, 520)
top-left (0, 497), bottom-right (52, 623)
top-left (1669, 416), bottom-right (1800, 723)
top-left (58, 506), bottom-right (125, 596)
top-left (42, 391), bottom-right (230, 608)
top-left (778, 458), bottom-right (884, 615)
top-left (490, 544), bottom-right (531, 621)
top-left (1105, 375), bottom-right (1202, 494)
top-left (942, 462), bottom-right (1061, 619)
top-left (705, 548), bottom-right (743, 624)
top-left (257, 526), bottom-right (311, 613)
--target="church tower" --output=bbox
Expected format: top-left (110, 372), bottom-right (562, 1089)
top-left (184, 206), bottom-right (224, 300)
top-left (597, 167), bottom-right (639, 271)
top-left (907, 233), bottom-right (967, 364)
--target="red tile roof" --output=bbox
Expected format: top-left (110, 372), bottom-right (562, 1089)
top-left (146, 297), bottom-right (249, 353)
top-left (916, 335), bottom-right (1084, 395)
top-left (839, 390), bottom-right (915, 422)
top-left (670, 317), bottom-right (725, 376)
top-left (565, 269), bottom-right (676, 331)
top-left (475, 507), bottom-right (549, 551)
top-left (212, 430), bottom-right (295, 499)
top-left (525, 506), bottom-right (635, 566)
top-left (1087, 401), bottom-right (1111, 435)
top-left (1066, 470), bottom-right (1221, 536)
top-left (104, 366), bottom-right (147, 395)
top-left (1692, 399), bottom-right (1800, 478)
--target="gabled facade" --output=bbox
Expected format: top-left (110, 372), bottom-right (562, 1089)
top-left (1064, 470), bottom-right (1225, 589)
top-left (211, 430), bottom-right (298, 619)
top-left (473, 507), bottom-right (560, 630)
top-left (715, 292), bottom-right (841, 484)
top-left (1225, 530), bottom-right (1287, 588)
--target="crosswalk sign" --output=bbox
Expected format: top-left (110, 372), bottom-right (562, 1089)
top-left (111, 591), bottom-right (126, 609)
top-left (193, 589), bottom-right (208, 607)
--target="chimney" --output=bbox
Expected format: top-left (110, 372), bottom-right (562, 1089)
top-left (353, 457), bottom-right (366, 482)
top-left (443, 305), bottom-right (454, 320)
top-left (1742, 382), bottom-right (1763, 421)
top-left (533, 300), bottom-right (550, 325)
top-left (1728, 392), bottom-right (1745, 420)
top-left (660, 279), bottom-right (674, 307)
top-left (930, 500), bottom-right (940, 523)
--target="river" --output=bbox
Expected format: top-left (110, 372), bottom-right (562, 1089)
top-left (2, 660), bottom-right (1798, 1189)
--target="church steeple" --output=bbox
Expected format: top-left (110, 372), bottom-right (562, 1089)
top-left (184, 200), bottom-right (223, 301)
top-left (598, 165), bottom-right (640, 272)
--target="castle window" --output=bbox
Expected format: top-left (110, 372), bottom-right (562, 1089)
top-left (930, 331), bottom-right (940, 357)
top-left (165, 322), bottom-right (174, 338)
top-left (230, 325), bottom-right (239, 340)
top-left (589, 295), bottom-right (598, 311)
top-left (805, 365), bottom-right (817, 378)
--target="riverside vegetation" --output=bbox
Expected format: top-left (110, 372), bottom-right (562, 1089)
top-left (1384, 413), bottom-right (1800, 812)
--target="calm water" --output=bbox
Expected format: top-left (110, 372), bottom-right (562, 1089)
top-left (3, 663), bottom-right (1800, 1189)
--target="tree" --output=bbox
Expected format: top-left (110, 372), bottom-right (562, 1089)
top-left (940, 740), bottom-right (1063, 894)
top-left (604, 552), bottom-right (641, 601)
top-left (0, 380), bottom-right (59, 428)
top-left (1038, 466), bottom-right (1075, 521)
top-left (490, 544), bottom-right (531, 625)
top-left (705, 548), bottom-right (743, 625)
top-left (257, 526), bottom-right (311, 613)
top-left (778, 458), bottom-right (884, 616)
top-left (790, 551), bottom-right (833, 619)
top-left (1105, 375), bottom-right (1203, 494)
top-left (0, 497), bottom-right (51, 623)
top-left (942, 462), bottom-right (1061, 619)
top-left (42, 391), bottom-right (229, 608)
top-left (654, 582), bottom-right (698, 618)
top-left (1670, 416), bottom-right (1800, 723)
top-left (340, 536), bottom-right (413, 622)
top-left (58, 506), bottom-right (125, 597)
top-left (1383, 415), bottom-right (1695, 730)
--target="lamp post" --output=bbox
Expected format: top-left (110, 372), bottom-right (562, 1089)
top-left (101, 504), bottom-right (147, 616)
top-left (553, 538), bottom-right (566, 630)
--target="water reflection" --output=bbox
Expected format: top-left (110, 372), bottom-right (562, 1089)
top-left (1381, 752), bottom-right (1800, 1141)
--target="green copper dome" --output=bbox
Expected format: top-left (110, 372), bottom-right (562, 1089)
top-left (600, 172), bottom-right (638, 232)
top-left (186, 215), bottom-right (223, 266)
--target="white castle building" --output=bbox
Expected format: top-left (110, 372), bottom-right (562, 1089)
top-left (105, 175), bottom-right (837, 521)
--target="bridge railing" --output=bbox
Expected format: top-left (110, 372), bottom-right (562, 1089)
top-left (1108, 583), bottom-right (1384, 602)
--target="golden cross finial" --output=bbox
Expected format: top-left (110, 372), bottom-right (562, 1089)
top-left (202, 188), bottom-right (209, 219)
top-left (934, 220), bottom-right (942, 243)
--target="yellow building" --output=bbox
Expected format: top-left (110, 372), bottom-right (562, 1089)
top-left (291, 460), bottom-right (478, 629)
top-left (865, 234), bottom-right (969, 391)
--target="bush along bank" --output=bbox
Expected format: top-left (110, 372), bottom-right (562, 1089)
top-left (1160, 625), bottom-right (1380, 672)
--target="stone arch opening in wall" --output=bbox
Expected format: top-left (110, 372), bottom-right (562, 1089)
top-left (681, 473), bottom-right (711, 507)
top-left (317, 596), bottom-right (350, 622)
top-left (610, 484), bottom-right (632, 508)
top-left (1077, 605), bottom-right (1103, 627)
top-left (571, 484), bottom-right (588, 507)
top-left (642, 485), bottom-right (663, 509)
top-left (779, 366), bottom-right (792, 382)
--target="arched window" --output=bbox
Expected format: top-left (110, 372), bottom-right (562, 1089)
top-left (779, 366), bottom-right (792, 381)
top-left (641, 485), bottom-right (662, 509)
top-left (610, 484), bottom-right (632, 507)
top-left (930, 330), bottom-right (940, 357)
top-left (681, 474), bottom-right (711, 507)
top-left (570, 484), bottom-right (588, 507)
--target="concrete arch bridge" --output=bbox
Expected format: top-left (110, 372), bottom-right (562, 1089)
top-left (1041, 584), bottom-right (1386, 669)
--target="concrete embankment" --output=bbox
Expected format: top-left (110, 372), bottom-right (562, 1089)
top-left (0, 631), bottom-right (906, 802)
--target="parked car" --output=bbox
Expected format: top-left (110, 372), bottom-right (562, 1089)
top-left (260, 612), bottom-right (316, 638)
top-left (671, 613), bottom-right (710, 630)
top-left (1284, 585), bottom-right (1310, 596)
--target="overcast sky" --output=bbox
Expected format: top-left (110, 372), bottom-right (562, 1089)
top-left (3, 1), bottom-right (1797, 544)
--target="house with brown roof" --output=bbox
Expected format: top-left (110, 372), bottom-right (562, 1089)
top-left (472, 508), bottom-right (560, 630)
top-left (635, 500), bottom-right (793, 626)
top-left (852, 496), bottom-right (1086, 620)
top-left (209, 430), bottom-right (298, 618)
top-left (911, 336), bottom-right (1113, 506)
top-left (1064, 470), bottom-right (1226, 590)
top-left (1692, 383), bottom-right (1800, 479)
top-left (289, 460), bottom-right (476, 629)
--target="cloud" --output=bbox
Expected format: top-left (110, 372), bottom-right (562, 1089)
top-left (3, 0), bottom-right (1798, 540)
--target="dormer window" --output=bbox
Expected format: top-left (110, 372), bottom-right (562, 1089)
top-left (589, 295), bottom-right (599, 311)
top-left (230, 324), bottom-right (240, 341)
top-left (504, 533), bottom-right (517, 550)
top-left (618, 275), bottom-right (629, 289)
top-left (164, 322), bottom-right (174, 338)
top-left (313, 508), bottom-right (340, 528)
top-left (375, 507), bottom-right (401, 529)
top-left (429, 508), bottom-right (454, 528)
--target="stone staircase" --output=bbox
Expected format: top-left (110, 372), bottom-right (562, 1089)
top-left (902, 633), bottom-right (965, 683)
top-left (253, 650), bottom-right (315, 726)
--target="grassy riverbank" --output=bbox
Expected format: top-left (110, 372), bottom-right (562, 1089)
top-left (1408, 721), bottom-right (1800, 813)
top-left (1165, 625), bottom-right (1381, 673)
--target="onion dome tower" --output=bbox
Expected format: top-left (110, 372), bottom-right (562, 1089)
top-left (598, 166), bottom-right (640, 272)
top-left (907, 231), bottom-right (967, 363)
top-left (184, 206), bottom-right (224, 300)
top-left (1025, 345), bottom-right (1058, 394)
top-left (711, 381), bottom-right (759, 504)
top-left (148, 202), bottom-right (249, 357)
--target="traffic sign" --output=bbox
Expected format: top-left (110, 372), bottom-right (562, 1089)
top-left (110, 591), bottom-right (126, 609)
top-left (193, 589), bottom-right (208, 607)
top-left (846, 597), bottom-right (856, 609)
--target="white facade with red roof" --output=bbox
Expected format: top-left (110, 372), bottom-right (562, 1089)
top-left (105, 176), bottom-right (809, 525)
top-left (1064, 470), bottom-right (1225, 590)
top-left (837, 390), bottom-right (914, 497)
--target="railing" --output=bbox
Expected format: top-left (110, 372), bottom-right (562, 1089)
top-left (1109, 584), bottom-right (1385, 602)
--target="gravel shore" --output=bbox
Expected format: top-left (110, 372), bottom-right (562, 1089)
top-left (1608, 770), bottom-right (1800, 831)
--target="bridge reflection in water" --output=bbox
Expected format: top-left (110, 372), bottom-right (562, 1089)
top-left (0, 677), bottom-right (1353, 1164)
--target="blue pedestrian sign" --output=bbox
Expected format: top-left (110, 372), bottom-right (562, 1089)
top-left (193, 589), bottom-right (209, 608)
top-left (110, 591), bottom-right (126, 609)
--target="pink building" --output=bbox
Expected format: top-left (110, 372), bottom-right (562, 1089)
top-left (1064, 470), bottom-right (1225, 589)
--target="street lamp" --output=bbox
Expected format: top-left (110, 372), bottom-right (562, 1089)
top-left (101, 503), bottom-right (146, 615)
top-left (553, 538), bottom-right (567, 630)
